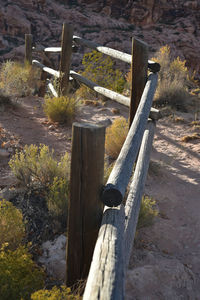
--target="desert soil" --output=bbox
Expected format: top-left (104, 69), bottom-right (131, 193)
top-left (0, 96), bottom-right (200, 299)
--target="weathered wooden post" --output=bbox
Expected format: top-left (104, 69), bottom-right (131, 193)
top-left (66, 123), bottom-right (105, 287)
top-left (129, 38), bottom-right (148, 127)
top-left (38, 52), bottom-right (52, 97)
top-left (25, 34), bottom-right (33, 65)
top-left (59, 23), bottom-right (73, 96)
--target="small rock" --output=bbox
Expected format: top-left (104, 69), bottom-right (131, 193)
top-left (38, 234), bottom-right (67, 282)
top-left (48, 125), bottom-right (55, 131)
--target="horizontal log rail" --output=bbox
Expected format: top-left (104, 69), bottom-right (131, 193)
top-left (32, 59), bottom-right (60, 78)
top-left (124, 119), bottom-right (155, 268)
top-left (32, 59), bottom-right (160, 119)
top-left (32, 45), bottom-right (78, 53)
top-left (46, 79), bottom-right (58, 97)
top-left (73, 35), bottom-right (160, 73)
top-left (31, 35), bottom-right (160, 73)
top-left (83, 205), bottom-right (125, 300)
top-left (83, 120), bottom-right (156, 300)
top-left (101, 72), bottom-right (158, 207)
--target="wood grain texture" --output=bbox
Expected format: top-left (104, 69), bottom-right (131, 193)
top-left (25, 34), bottom-right (32, 65)
top-left (59, 23), bottom-right (73, 96)
top-left (83, 205), bottom-right (125, 300)
top-left (124, 120), bottom-right (155, 269)
top-left (129, 38), bottom-right (148, 126)
top-left (101, 73), bottom-right (158, 207)
top-left (66, 123), bottom-right (105, 286)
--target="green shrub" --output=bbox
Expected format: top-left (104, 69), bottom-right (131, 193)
top-left (0, 200), bottom-right (25, 250)
top-left (47, 176), bottom-right (69, 223)
top-left (105, 117), bottom-right (128, 159)
top-left (137, 195), bottom-right (158, 229)
top-left (9, 145), bottom-right (70, 220)
top-left (44, 96), bottom-right (79, 124)
top-left (0, 244), bottom-right (44, 300)
top-left (9, 145), bottom-right (69, 188)
top-left (76, 50), bottom-right (126, 99)
top-left (31, 286), bottom-right (81, 300)
top-left (151, 45), bottom-right (193, 111)
top-left (0, 61), bottom-right (40, 97)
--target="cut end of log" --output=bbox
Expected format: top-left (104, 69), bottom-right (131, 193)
top-left (101, 184), bottom-right (123, 207)
top-left (148, 61), bottom-right (161, 73)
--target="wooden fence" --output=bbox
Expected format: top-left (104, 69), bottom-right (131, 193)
top-left (25, 23), bottom-right (161, 299)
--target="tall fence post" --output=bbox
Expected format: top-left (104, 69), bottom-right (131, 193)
top-left (66, 123), bottom-right (105, 287)
top-left (25, 34), bottom-right (33, 65)
top-left (129, 38), bottom-right (148, 127)
top-left (59, 23), bottom-right (73, 96)
top-left (38, 53), bottom-right (52, 97)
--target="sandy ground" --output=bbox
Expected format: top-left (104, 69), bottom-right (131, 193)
top-left (0, 96), bottom-right (200, 298)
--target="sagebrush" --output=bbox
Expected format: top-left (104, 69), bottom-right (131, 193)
top-left (0, 199), bottom-right (25, 250)
top-left (31, 286), bottom-right (82, 300)
top-left (76, 50), bottom-right (126, 99)
top-left (0, 244), bottom-right (44, 300)
top-left (105, 117), bottom-right (128, 159)
top-left (9, 145), bottom-right (70, 221)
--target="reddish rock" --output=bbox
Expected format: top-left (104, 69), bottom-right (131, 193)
top-left (0, 0), bottom-right (199, 79)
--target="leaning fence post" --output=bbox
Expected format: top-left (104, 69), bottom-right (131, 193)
top-left (66, 123), bottom-right (105, 287)
top-left (59, 23), bottom-right (73, 96)
top-left (129, 38), bottom-right (148, 127)
top-left (25, 34), bottom-right (33, 65)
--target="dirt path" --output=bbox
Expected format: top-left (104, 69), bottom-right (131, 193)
top-left (126, 114), bottom-right (200, 299)
top-left (0, 96), bottom-right (200, 298)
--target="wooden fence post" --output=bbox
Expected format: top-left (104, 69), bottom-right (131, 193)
top-left (66, 123), bottom-right (105, 287)
top-left (59, 23), bottom-right (73, 96)
top-left (25, 34), bottom-right (33, 65)
top-left (38, 53), bottom-right (53, 97)
top-left (129, 38), bottom-right (148, 127)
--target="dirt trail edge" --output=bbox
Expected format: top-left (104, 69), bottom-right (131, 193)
top-left (126, 115), bottom-right (200, 299)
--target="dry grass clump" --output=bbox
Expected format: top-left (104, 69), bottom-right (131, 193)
top-left (0, 61), bottom-right (40, 97)
top-left (151, 45), bottom-right (194, 111)
top-left (180, 133), bottom-right (200, 142)
top-left (44, 96), bottom-right (79, 124)
top-left (137, 195), bottom-right (158, 229)
top-left (0, 199), bottom-right (25, 250)
top-left (105, 117), bottom-right (128, 159)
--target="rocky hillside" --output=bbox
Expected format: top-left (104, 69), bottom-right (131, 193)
top-left (0, 0), bottom-right (200, 78)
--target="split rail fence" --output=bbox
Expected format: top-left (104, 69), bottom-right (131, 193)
top-left (25, 23), bottom-right (161, 299)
